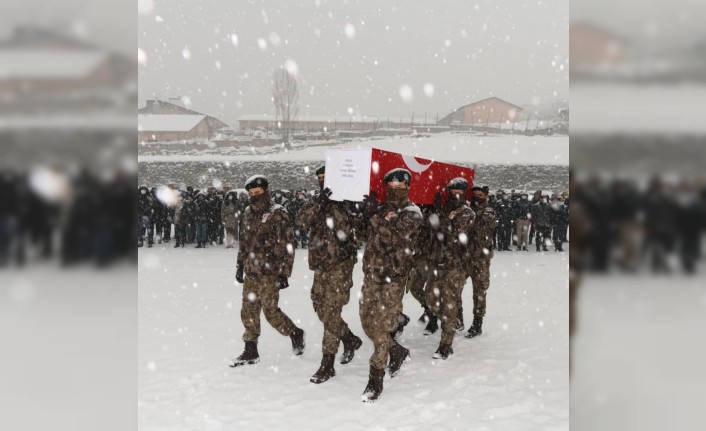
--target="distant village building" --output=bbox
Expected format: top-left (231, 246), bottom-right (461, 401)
top-left (238, 114), bottom-right (425, 131)
top-left (0, 26), bottom-right (136, 114)
top-left (570, 22), bottom-right (627, 70)
top-left (138, 99), bottom-right (229, 141)
top-left (437, 97), bottom-right (523, 126)
top-left (139, 99), bottom-right (229, 131)
top-left (0, 26), bottom-right (135, 169)
top-left (139, 115), bottom-right (219, 142)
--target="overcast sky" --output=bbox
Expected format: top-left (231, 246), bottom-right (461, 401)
top-left (138, 0), bottom-right (569, 127)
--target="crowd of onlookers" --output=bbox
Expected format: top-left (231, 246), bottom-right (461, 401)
top-left (137, 185), bottom-right (313, 249)
top-left (137, 184), bottom-right (572, 254)
top-left (573, 176), bottom-right (706, 274)
top-left (0, 168), bottom-right (136, 267)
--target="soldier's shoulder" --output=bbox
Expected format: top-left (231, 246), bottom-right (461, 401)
top-left (402, 203), bottom-right (423, 219)
top-left (270, 204), bottom-right (290, 218)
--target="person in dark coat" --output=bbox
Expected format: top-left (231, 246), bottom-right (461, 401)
top-left (193, 191), bottom-right (210, 248)
top-left (492, 190), bottom-right (513, 251)
top-left (137, 185), bottom-right (154, 247)
top-left (530, 195), bottom-right (552, 252)
top-left (549, 195), bottom-right (568, 251)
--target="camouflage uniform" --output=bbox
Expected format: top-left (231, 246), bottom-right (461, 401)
top-left (406, 207), bottom-right (433, 309)
top-left (426, 202), bottom-right (476, 346)
top-left (296, 195), bottom-right (358, 355)
top-left (467, 203), bottom-right (497, 319)
top-left (237, 196), bottom-right (298, 342)
top-left (359, 198), bottom-right (422, 369)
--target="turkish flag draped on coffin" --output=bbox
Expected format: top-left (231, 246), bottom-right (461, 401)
top-left (324, 148), bottom-right (475, 204)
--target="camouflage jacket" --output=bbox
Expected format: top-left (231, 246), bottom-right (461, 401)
top-left (295, 196), bottom-right (356, 271)
top-left (469, 203), bottom-right (497, 260)
top-left (411, 206), bottom-right (433, 261)
top-left (428, 203), bottom-right (476, 269)
top-left (362, 199), bottom-right (423, 283)
top-left (236, 201), bottom-right (295, 278)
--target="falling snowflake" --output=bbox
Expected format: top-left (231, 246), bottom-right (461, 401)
top-left (398, 85), bottom-right (413, 102)
top-left (344, 23), bottom-right (356, 39)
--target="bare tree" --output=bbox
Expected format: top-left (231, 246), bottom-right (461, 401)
top-left (271, 67), bottom-right (299, 149)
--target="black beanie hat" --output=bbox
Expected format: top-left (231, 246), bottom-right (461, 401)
top-left (383, 168), bottom-right (412, 187)
top-left (446, 177), bottom-right (469, 192)
top-left (245, 175), bottom-right (268, 191)
top-left (470, 185), bottom-right (490, 195)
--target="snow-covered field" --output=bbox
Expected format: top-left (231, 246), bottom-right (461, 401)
top-left (571, 84), bottom-right (706, 135)
top-left (138, 132), bottom-right (569, 166)
top-left (138, 245), bottom-right (569, 431)
top-left (571, 275), bottom-right (706, 431)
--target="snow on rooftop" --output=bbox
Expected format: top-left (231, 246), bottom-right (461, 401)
top-left (138, 115), bottom-right (206, 132)
top-left (0, 49), bottom-right (107, 79)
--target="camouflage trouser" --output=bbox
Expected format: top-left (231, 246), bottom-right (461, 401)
top-left (426, 268), bottom-right (466, 345)
top-left (241, 275), bottom-right (297, 342)
top-left (311, 257), bottom-right (356, 355)
top-left (515, 219), bottom-right (531, 248)
top-left (406, 256), bottom-right (430, 309)
top-left (470, 257), bottom-right (491, 318)
top-left (359, 275), bottom-right (406, 370)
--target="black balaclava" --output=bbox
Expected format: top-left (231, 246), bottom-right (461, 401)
top-left (386, 186), bottom-right (409, 208)
top-left (249, 190), bottom-right (270, 213)
top-left (470, 193), bottom-right (487, 210)
top-left (446, 192), bottom-right (464, 210)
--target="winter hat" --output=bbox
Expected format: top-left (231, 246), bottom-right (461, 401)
top-left (470, 185), bottom-right (490, 195)
top-left (384, 168), bottom-right (412, 187)
top-left (315, 165), bottom-right (325, 176)
top-left (245, 175), bottom-right (268, 191)
top-left (446, 177), bottom-right (468, 192)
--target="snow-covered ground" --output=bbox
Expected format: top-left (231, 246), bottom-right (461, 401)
top-left (571, 275), bottom-right (706, 431)
top-left (571, 84), bottom-right (706, 135)
top-left (138, 245), bottom-right (569, 430)
top-left (137, 132), bottom-right (569, 166)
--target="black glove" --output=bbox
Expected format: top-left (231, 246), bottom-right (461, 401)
top-left (433, 192), bottom-right (443, 211)
top-left (344, 200), bottom-right (361, 216)
top-left (362, 191), bottom-right (378, 218)
top-left (235, 265), bottom-right (244, 283)
top-left (275, 275), bottom-right (289, 290)
top-left (320, 187), bottom-right (333, 205)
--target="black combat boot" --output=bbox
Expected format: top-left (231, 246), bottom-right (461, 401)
top-left (195, 242), bottom-right (203, 249)
top-left (290, 327), bottom-right (305, 355)
top-left (387, 343), bottom-right (411, 377)
top-left (230, 341), bottom-right (260, 367)
top-left (361, 366), bottom-right (385, 403)
top-left (340, 329), bottom-right (362, 365)
top-left (390, 313), bottom-right (410, 340)
top-left (433, 342), bottom-right (454, 360)
top-left (310, 353), bottom-right (336, 384)
top-left (423, 314), bottom-right (438, 335)
top-left (465, 315), bottom-right (483, 339)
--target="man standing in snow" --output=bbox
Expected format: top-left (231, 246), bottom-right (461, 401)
top-left (464, 185), bottom-right (497, 339)
top-left (296, 165), bottom-right (363, 384)
top-left (358, 168), bottom-right (422, 402)
top-left (513, 192), bottom-right (532, 251)
top-left (425, 178), bottom-right (476, 359)
top-left (230, 175), bottom-right (305, 367)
